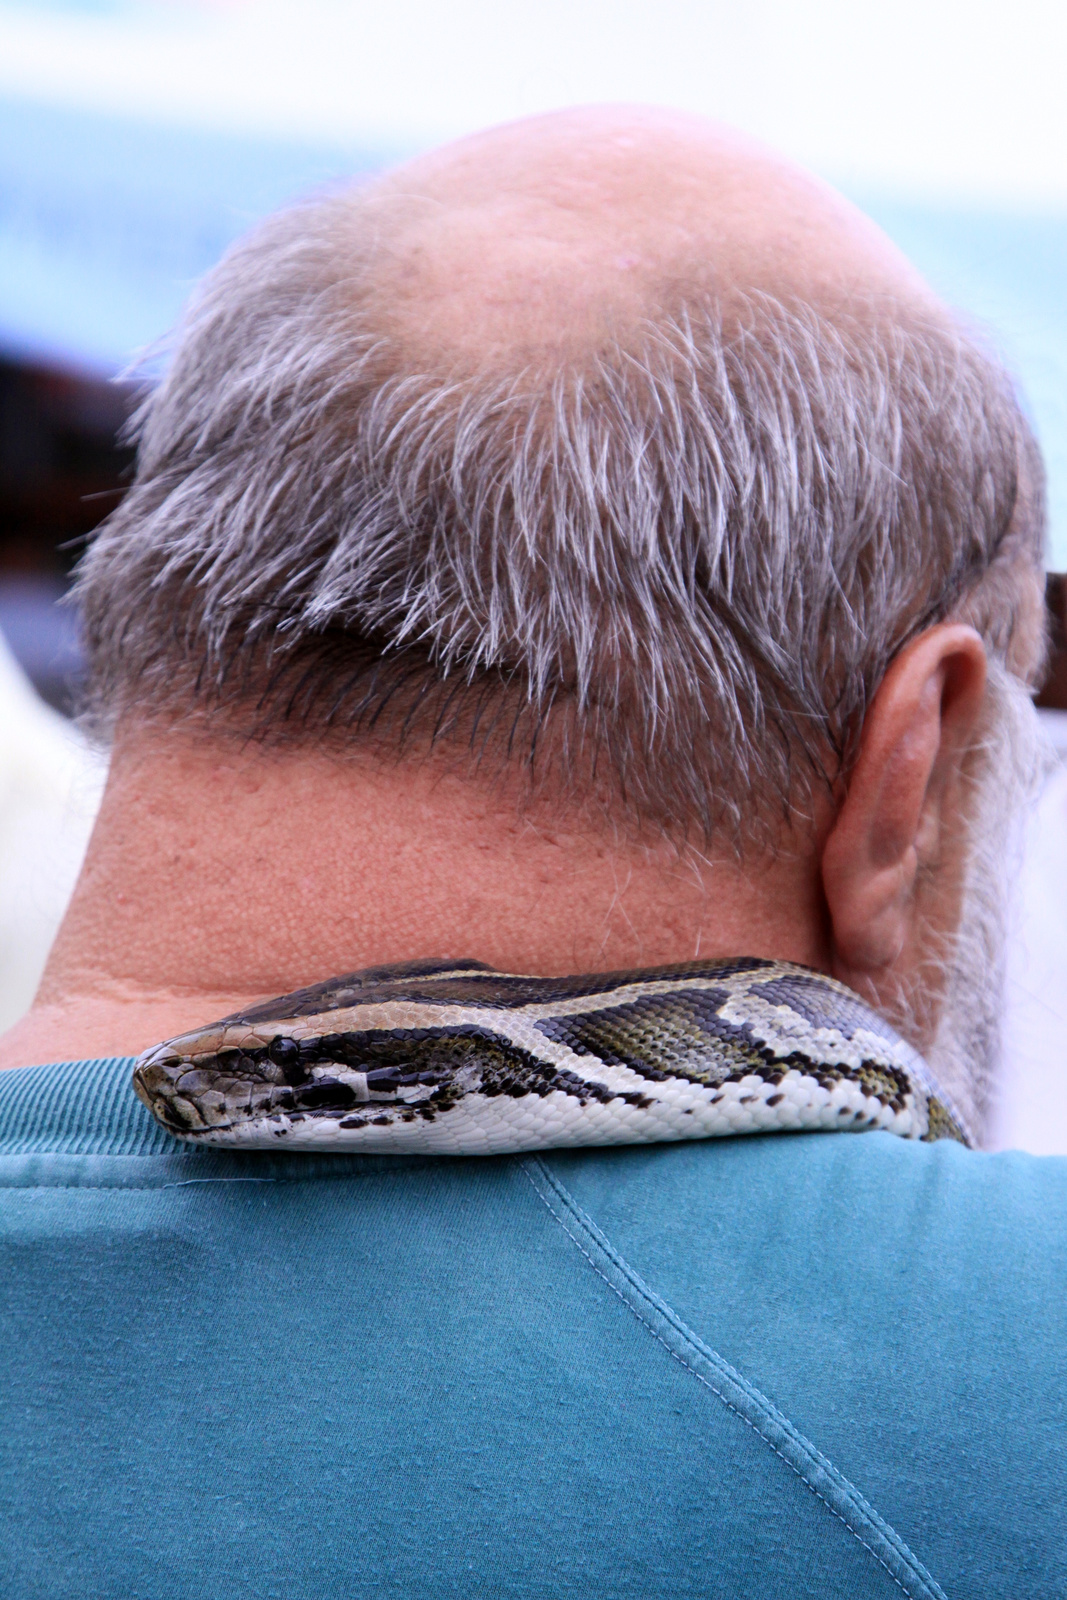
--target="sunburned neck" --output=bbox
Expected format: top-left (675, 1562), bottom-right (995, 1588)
top-left (0, 721), bottom-right (831, 1070)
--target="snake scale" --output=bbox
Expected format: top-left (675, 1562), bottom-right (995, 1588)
top-left (133, 957), bottom-right (971, 1152)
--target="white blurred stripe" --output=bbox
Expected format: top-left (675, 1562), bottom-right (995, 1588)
top-left (0, 0), bottom-right (1064, 203)
top-left (0, 630), bottom-right (106, 1031)
top-left (991, 710), bottom-right (1067, 1152)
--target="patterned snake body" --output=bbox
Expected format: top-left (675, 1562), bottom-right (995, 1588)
top-left (132, 957), bottom-right (971, 1152)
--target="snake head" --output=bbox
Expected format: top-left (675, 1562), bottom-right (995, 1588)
top-left (132, 1017), bottom-right (316, 1137)
top-left (132, 994), bottom-right (470, 1142)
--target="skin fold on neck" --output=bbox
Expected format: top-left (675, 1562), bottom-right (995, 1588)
top-left (0, 721), bottom-right (831, 1070)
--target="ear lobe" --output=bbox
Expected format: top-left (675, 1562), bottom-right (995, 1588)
top-left (822, 623), bottom-right (987, 985)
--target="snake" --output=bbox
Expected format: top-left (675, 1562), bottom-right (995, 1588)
top-left (132, 957), bottom-right (971, 1152)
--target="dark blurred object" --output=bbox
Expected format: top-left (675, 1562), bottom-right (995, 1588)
top-left (0, 356), bottom-right (137, 712)
top-left (1036, 573), bottom-right (1067, 712)
top-left (0, 574), bottom-right (85, 712)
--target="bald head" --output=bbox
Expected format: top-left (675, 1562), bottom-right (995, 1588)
top-left (364, 106), bottom-right (939, 368)
top-left (77, 101), bottom-right (1042, 848)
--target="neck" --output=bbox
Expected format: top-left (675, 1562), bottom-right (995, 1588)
top-left (0, 721), bottom-right (830, 1069)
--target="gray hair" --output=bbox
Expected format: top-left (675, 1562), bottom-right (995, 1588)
top-left (904, 658), bottom-right (1041, 1135)
top-left (77, 190), bottom-right (1045, 853)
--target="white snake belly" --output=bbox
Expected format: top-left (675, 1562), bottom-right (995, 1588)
top-left (132, 957), bottom-right (971, 1152)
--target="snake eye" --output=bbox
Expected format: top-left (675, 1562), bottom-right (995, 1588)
top-left (268, 1035), bottom-right (299, 1066)
top-left (268, 1036), bottom-right (302, 1076)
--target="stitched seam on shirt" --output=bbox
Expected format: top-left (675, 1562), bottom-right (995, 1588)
top-left (0, 1161), bottom-right (451, 1191)
top-left (522, 1157), bottom-right (946, 1600)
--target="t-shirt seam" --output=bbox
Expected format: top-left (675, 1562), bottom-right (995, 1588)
top-left (0, 1160), bottom-right (468, 1190)
top-left (523, 1155), bottom-right (946, 1600)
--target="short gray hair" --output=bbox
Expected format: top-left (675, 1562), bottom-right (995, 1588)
top-left (77, 190), bottom-right (1046, 845)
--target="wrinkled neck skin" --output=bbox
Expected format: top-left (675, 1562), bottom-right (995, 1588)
top-left (0, 720), bottom-right (834, 1070)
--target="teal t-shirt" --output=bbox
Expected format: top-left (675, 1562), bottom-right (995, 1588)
top-left (1, 1054), bottom-right (1065, 1599)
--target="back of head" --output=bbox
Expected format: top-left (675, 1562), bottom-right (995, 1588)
top-left (77, 107), bottom-right (1044, 849)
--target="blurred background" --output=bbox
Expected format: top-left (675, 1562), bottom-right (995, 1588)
top-left (2, 0), bottom-right (1066, 1149)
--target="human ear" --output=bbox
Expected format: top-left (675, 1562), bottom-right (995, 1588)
top-left (821, 623), bottom-right (988, 993)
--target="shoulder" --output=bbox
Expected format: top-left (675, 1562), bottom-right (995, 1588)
top-left (544, 1132), bottom-right (1067, 1599)
top-left (548, 1125), bottom-right (1067, 1280)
